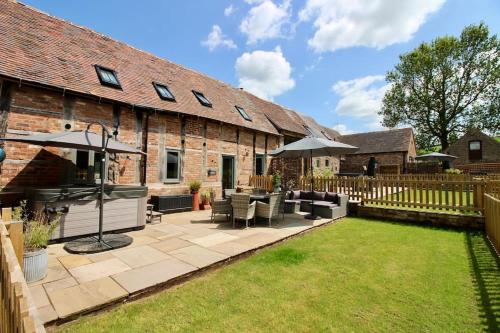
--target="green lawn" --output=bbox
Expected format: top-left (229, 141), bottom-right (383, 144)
top-left (58, 218), bottom-right (499, 333)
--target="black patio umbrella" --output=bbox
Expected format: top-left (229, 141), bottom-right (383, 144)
top-left (1, 124), bottom-right (145, 253)
top-left (270, 137), bottom-right (358, 220)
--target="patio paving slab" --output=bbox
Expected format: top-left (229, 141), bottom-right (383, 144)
top-left (87, 251), bottom-right (115, 263)
top-left (169, 245), bottom-right (229, 268)
top-left (111, 245), bottom-right (171, 268)
top-left (58, 255), bottom-right (92, 270)
top-left (43, 276), bottom-right (78, 294)
top-left (37, 305), bottom-right (58, 324)
top-left (30, 261), bottom-right (70, 287)
top-left (208, 241), bottom-right (254, 256)
top-left (123, 235), bottom-right (159, 248)
top-left (234, 232), bottom-right (284, 249)
top-left (112, 257), bottom-right (197, 294)
top-left (150, 237), bottom-right (193, 253)
top-left (189, 232), bottom-right (239, 247)
top-left (48, 277), bottom-right (127, 319)
top-left (31, 209), bottom-right (333, 325)
top-left (69, 258), bottom-right (131, 283)
top-left (29, 285), bottom-right (51, 308)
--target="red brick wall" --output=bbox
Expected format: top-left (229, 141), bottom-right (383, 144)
top-left (340, 152), bottom-right (406, 174)
top-left (1, 83), bottom-right (283, 199)
top-left (446, 130), bottom-right (500, 165)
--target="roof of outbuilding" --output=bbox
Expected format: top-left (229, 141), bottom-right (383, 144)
top-left (338, 128), bottom-right (414, 154)
top-left (0, 1), bottom-right (287, 135)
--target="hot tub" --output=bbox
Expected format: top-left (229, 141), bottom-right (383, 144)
top-left (26, 185), bottom-right (147, 240)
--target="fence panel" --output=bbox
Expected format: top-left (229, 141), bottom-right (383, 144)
top-left (1, 223), bottom-right (45, 333)
top-left (248, 175), bottom-right (273, 193)
top-left (484, 194), bottom-right (500, 254)
top-left (297, 176), bottom-right (486, 214)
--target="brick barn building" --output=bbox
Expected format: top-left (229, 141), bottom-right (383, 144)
top-left (446, 129), bottom-right (500, 172)
top-left (0, 1), bottom-right (416, 199)
top-left (337, 128), bottom-right (417, 174)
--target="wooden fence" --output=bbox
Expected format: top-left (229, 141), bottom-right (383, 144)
top-left (248, 175), bottom-right (273, 193)
top-left (484, 194), bottom-right (500, 254)
top-left (456, 162), bottom-right (500, 174)
top-left (1, 212), bottom-right (45, 333)
top-left (250, 174), bottom-right (500, 214)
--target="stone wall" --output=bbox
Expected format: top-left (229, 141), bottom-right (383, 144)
top-left (356, 205), bottom-right (484, 229)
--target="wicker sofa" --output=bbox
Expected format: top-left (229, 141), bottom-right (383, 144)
top-left (285, 190), bottom-right (348, 219)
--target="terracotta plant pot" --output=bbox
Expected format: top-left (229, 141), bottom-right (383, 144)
top-left (200, 197), bottom-right (211, 210)
top-left (192, 191), bottom-right (200, 211)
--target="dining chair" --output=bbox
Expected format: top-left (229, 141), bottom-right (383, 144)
top-left (255, 193), bottom-right (280, 227)
top-left (210, 191), bottom-right (232, 223)
top-left (231, 193), bottom-right (256, 228)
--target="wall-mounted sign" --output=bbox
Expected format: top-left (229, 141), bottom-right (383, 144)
top-left (207, 169), bottom-right (217, 176)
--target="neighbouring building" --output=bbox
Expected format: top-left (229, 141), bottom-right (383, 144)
top-left (446, 129), bottom-right (500, 172)
top-left (337, 128), bottom-right (417, 174)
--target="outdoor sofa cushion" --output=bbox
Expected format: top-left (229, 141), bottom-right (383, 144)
top-left (291, 191), bottom-right (337, 204)
top-left (324, 192), bottom-right (339, 204)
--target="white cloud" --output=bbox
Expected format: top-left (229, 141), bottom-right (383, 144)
top-left (201, 25), bottom-right (237, 52)
top-left (332, 75), bottom-right (390, 120)
top-left (299, 0), bottom-right (445, 52)
top-left (240, 0), bottom-right (292, 44)
top-left (332, 124), bottom-right (354, 135)
top-left (235, 46), bottom-right (295, 100)
top-left (224, 5), bottom-right (235, 17)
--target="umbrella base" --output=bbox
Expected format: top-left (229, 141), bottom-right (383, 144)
top-left (304, 214), bottom-right (321, 220)
top-left (64, 234), bottom-right (133, 254)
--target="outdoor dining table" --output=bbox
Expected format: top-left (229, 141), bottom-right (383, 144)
top-left (249, 194), bottom-right (270, 203)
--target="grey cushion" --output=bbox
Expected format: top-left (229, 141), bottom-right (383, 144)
top-left (313, 191), bottom-right (326, 201)
top-left (289, 190), bottom-right (301, 200)
top-left (300, 191), bottom-right (313, 200)
top-left (325, 192), bottom-right (339, 204)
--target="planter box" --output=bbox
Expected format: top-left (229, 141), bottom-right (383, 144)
top-left (23, 248), bottom-right (48, 283)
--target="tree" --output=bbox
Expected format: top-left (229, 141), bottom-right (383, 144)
top-left (380, 23), bottom-right (500, 151)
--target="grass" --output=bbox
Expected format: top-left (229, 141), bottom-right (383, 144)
top-left (366, 189), bottom-right (479, 215)
top-left (58, 218), bottom-right (499, 333)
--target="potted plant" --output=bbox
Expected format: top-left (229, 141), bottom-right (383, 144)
top-left (189, 180), bottom-right (202, 211)
top-left (13, 202), bottom-right (60, 283)
top-left (200, 189), bottom-right (212, 210)
top-left (272, 171), bottom-right (282, 193)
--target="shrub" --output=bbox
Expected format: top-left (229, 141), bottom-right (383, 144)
top-left (445, 168), bottom-right (462, 174)
top-left (189, 180), bottom-right (202, 193)
top-left (272, 171), bottom-right (281, 186)
top-left (14, 201), bottom-right (60, 251)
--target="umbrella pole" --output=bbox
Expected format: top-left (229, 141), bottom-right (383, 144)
top-left (98, 127), bottom-right (105, 242)
top-left (63, 122), bottom-right (134, 254)
top-left (305, 149), bottom-right (320, 220)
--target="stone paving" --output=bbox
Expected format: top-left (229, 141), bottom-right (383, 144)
top-left (28, 210), bottom-right (331, 324)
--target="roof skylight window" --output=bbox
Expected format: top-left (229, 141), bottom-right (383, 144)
top-left (235, 106), bottom-right (252, 121)
top-left (192, 90), bottom-right (212, 107)
top-left (95, 65), bottom-right (121, 88)
top-left (153, 82), bottom-right (175, 101)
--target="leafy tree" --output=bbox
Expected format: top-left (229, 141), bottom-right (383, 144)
top-left (381, 23), bottom-right (500, 151)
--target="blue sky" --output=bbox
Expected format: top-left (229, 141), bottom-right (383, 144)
top-left (24, 0), bottom-right (500, 134)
